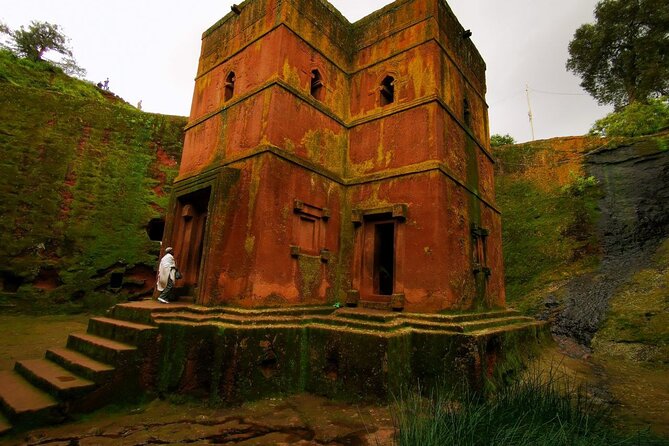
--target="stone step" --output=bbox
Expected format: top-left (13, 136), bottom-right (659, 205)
top-left (15, 359), bottom-right (95, 400)
top-left (66, 333), bottom-right (136, 365)
top-left (313, 315), bottom-right (406, 332)
top-left (473, 320), bottom-right (547, 336)
top-left (0, 371), bottom-right (60, 427)
top-left (87, 317), bottom-right (158, 345)
top-left (405, 319), bottom-right (465, 332)
top-left (154, 312), bottom-right (308, 327)
top-left (111, 301), bottom-right (190, 324)
top-left (0, 413), bottom-right (12, 435)
top-left (46, 348), bottom-right (115, 385)
top-left (459, 316), bottom-right (536, 332)
top-left (406, 309), bottom-right (521, 323)
top-left (334, 308), bottom-right (399, 323)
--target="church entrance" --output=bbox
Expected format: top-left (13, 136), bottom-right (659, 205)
top-left (171, 187), bottom-right (211, 297)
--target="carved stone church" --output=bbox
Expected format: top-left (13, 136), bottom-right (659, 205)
top-left (165, 0), bottom-right (503, 314)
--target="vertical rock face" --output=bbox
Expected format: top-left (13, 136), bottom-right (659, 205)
top-left (164, 0), bottom-right (505, 313)
top-left (554, 136), bottom-right (669, 345)
top-left (588, 139), bottom-right (669, 256)
top-left (494, 132), bottom-right (669, 352)
top-left (0, 52), bottom-right (187, 311)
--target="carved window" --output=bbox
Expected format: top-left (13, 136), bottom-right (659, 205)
top-left (380, 75), bottom-right (395, 106)
top-left (310, 69), bottom-right (324, 101)
top-left (224, 71), bottom-right (236, 101)
top-left (291, 199), bottom-right (330, 260)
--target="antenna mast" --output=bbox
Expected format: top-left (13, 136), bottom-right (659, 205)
top-left (525, 84), bottom-right (535, 141)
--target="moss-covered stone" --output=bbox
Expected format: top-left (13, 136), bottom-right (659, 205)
top-left (0, 51), bottom-right (186, 313)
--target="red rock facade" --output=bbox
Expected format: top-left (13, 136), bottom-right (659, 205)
top-left (164, 0), bottom-right (503, 313)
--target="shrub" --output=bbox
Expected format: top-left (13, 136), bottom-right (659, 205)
top-left (561, 171), bottom-right (599, 196)
top-left (590, 98), bottom-right (669, 137)
top-left (491, 133), bottom-right (516, 147)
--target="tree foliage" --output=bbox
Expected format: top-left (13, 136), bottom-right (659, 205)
top-left (590, 97), bottom-right (669, 137)
top-left (490, 134), bottom-right (516, 147)
top-left (0, 20), bottom-right (85, 77)
top-left (566, 0), bottom-right (669, 108)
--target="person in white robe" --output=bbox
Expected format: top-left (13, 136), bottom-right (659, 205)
top-left (157, 247), bottom-right (177, 303)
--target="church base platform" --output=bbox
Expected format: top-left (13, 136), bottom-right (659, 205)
top-left (113, 301), bottom-right (550, 403)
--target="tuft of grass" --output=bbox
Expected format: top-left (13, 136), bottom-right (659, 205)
top-left (392, 369), bottom-right (664, 446)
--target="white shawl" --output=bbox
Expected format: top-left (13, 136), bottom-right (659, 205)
top-left (156, 253), bottom-right (176, 291)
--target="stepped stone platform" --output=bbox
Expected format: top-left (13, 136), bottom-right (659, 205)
top-left (0, 301), bottom-right (547, 435)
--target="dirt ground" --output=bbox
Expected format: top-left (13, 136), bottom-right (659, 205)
top-left (0, 315), bottom-right (90, 371)
top-left (1, 394), bottom-right (394, 446)
top-left (0, 314), bottom-right (667, 445)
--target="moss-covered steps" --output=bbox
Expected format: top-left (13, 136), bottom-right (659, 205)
top-left (0, 308), bottom-right (159, 434)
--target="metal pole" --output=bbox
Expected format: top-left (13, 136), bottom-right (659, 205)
top-left (526, 84), bottom-right (535, 141)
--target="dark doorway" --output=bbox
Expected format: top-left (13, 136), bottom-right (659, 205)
top-left (374, 222), bottom-right (395, 295)
top-left (172, 187), bottom-right (211, 294)
top-left (109, 272), bottom-right (123, 289)
top-left (146, 218), bottom-right (165, 241)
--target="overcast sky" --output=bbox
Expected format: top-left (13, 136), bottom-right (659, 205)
top-left (2, 0), bottom-right (612, 142)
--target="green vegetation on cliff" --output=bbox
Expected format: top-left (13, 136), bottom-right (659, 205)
top-left (0, 49), bottom-right (186, 312)
top-left (495, 133), bottom-right (669, 364)
top-left (494, 138), bottom-right (603, 312)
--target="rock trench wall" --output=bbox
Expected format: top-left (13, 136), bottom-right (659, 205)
top-left (0, 54), bottom-right (186, 312)
top-left (495, 132), bottom-right (669, 361)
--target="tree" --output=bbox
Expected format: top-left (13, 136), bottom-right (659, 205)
top-left (490, 134), bottom-right (516, 147)
top-left (590, 97), bottom-right (669, 137)
top-left (0, 20), bottom-right (85, 77)
top-left (566, 0), bottom-right (669, 109)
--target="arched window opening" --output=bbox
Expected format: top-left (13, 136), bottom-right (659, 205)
top-left (380, 75), bottom-right (395, 106)
top-left (225, 71), bottom-right (236, 101)
top-left (310, 69), bottom-right (324, 100)
top-left (464, 98), bottom-right (471, 127)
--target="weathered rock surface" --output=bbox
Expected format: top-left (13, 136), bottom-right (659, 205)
top-left (495, 132), bottom-right (669, 354)
top-left (552, 136), bottom-right (669, 344)
top-left (0, 395), bottom-right (394, 446)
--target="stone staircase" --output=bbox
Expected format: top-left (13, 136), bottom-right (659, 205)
top-left (0, 309), bottom-right (160, 434)
top-left (0, 301), bottom-right (545, 435)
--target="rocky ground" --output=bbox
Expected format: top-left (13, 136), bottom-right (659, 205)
top-left (0, 394), bottom-right (394, 446)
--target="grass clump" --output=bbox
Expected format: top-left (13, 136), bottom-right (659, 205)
top-left (392, 370), bottom-right (663, 446)
top-left (0, 49), bottom-right (104, 100)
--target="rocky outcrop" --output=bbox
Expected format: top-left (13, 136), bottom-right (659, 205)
top-left (552, 135), bottom-right (669, 345)
top-left (495, 132), bottom-right (669, 357)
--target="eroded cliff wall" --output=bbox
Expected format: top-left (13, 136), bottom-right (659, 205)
top-left (0, 51), bottom-right (186, 312)
top-left (494, 132), bottom-right (669, 362)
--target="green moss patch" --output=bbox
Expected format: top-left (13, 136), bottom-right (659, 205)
top-left (494, 143), bottom-right (602, 312)
top-left (0, 53), bottom-right (186, 313)
top-left (593, 238), bottom-right (669, 363)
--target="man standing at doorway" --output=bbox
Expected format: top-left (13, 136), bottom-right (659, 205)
top-left (157, 247), bottom-right (178, 303)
